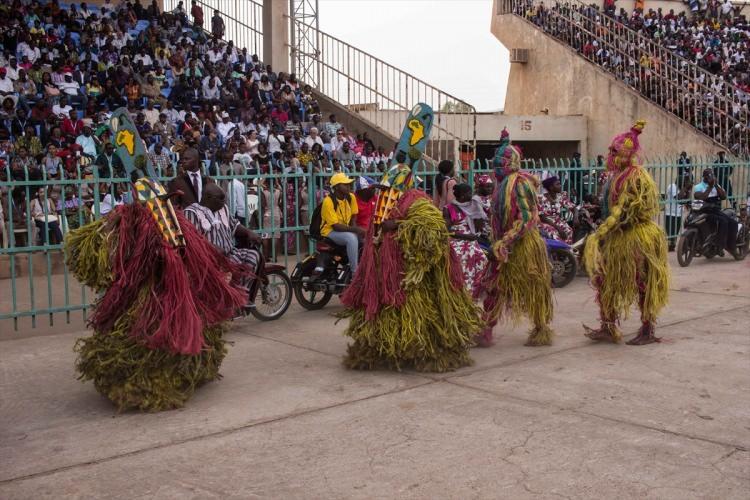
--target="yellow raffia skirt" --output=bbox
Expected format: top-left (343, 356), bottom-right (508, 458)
top-left (342, 199), bottom-right (482, 372)
top-left (588, 220), bottom-right (670, 322)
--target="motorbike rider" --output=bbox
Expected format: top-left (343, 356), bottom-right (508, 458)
top-left (317, 172), bottom-right (365, 274)
top-left (693, 168), bottom-right (738, 257)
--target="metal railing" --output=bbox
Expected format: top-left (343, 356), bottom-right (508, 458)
top-left (163, 0), bottom-right (264, 57)
top-left (289, 19), bottom-right (478, 162)
top-left (497, 0), bottom-right (750, 158)
top-left (3, 159), bottom-right (748, 330)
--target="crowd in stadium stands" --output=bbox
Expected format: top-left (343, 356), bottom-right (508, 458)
top-left (517, 0), bottom-right (750, 156)
top-left (0, 0), bottom-right (396, 249)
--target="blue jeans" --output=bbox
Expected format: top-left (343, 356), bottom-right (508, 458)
top-left (326, 231), bottom-right (359, 273)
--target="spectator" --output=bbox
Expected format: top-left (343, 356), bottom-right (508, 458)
top-left (42, 145), bottom-right (63, 179)
top-left (52, 96), bottom-right (72, 120)
top-left (246, 130), bottom-right (261, 156)
top-left (168, 147), bottom-right (212, 208)
top-left (211, 10), bottom-right (225, 39)
top-left (305, 127), bottom-right (324, 149)
top-left (15, 126), bottom-right (43, 158)
top-left (0, 68), bottom-right (15, 102)
top-left (677, 151), bottom-right (693, 181)
top-left (61, 109), bottom-right (85, 140)
top-left (141, 76), bottom-right (166, 107)
top-left (191, 0), bottom-right (204, 27)
top-left (95, 142), bottom-right (125, 178)
top-left (154, 113), bottom-right (176, 145)
top-left (335, 141), bottom-right (357, 169)
top-left (75, 126), bottom-right (98, 158)
top-left (215, 112), bottom-right (236, 143)
top-left (149, 143), bottom-right (172, 176)
top-left (228, 163), bottom-right (249, 226)
top-left (30, 187), bottom-right (63, 244)
top-left (713, 150), bottom-right (734, 207)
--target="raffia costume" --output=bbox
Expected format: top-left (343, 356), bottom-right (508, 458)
top-left (480, 130), bottom-right (554, 347)
top-left (65, 111), bottom-right (249, 411)
top-left (584, 121), bottom-right (669, 344)
top-left (340, 163), bottom-right (482, 372)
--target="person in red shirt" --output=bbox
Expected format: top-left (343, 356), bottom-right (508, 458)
top-left (354, 176), bottom-right (378, 230)
top-left (61, 109), bottom-right (84, 140)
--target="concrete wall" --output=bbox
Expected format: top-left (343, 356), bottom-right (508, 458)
top-left (312, 91), bottom-right (398, 152)
top-left (356, 110), bottom-right (587, 143)
top-left (492, 0), bottom-right (721, 161)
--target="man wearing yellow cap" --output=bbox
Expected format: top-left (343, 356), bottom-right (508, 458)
top-left (320, 172), bottom-right (365, 273)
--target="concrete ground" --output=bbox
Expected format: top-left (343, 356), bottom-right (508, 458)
top-left (1, 254), bottom-right (748, 499)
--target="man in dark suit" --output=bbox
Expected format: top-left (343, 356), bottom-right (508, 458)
top-left (168, 146), bottom-right (212, 209)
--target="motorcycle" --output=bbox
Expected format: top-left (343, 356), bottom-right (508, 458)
top-left (290, 238), bottom-right (352, 310)
top-left (478, 237), bottom-right (578, 289)
top-left (546, 238), bottom-right (578, 288)
top-left (242, 246), bottom-right (293, 321)
top-left (676, 207), bottom-right (749, 267)
top-left (568, 204), bottom-right (599, 276)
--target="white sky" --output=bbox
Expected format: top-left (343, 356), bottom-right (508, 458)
top-left (317, 0), bottom-right (509, 112)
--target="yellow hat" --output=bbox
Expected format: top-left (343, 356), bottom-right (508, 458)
top-left (330, 172), bottom-right (354, 187)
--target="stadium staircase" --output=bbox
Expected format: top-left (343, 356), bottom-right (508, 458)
top-left (496, 0), bottom-right (749, 157)
top-left (165, 0), bottom-right (477, 162)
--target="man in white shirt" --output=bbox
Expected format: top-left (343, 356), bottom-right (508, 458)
top-left (75, 127), bottom-right (98, 157)
top-left (207, 44), bottom-right (223, 64)
top-left (330, 128), bottom-right (345, 152)
top-left (57, 74), bottom-right (80, 96)
top-left (3, 58), bottom-right (19, 81)
top-left (17, 42), bottom-right (41, 64)
top-left (228, 164), bottom-right (250, 226)
top-left (143, 100), bottom-right (160, 127)
top-left (52, 96), bottom-right (73, 118)
top-left (203, 79), bottom-right (221, 101)
top-left (238, 116), bottom-right (256, 135)
top-left (133, 49), bottom-right (153, 70)
top-left (163, 101), bottom-right (184, 124)
top-left (0, 68), bottom-right (14, 97)
top-left (267, 130), bottom-right (285, 154)
top-left (304, 127), bottom-right (324, 149)
top-left (215, 112), bottom-right (236, 143)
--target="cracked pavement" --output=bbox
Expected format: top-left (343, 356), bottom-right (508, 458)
top-left (1, 254), bottom-right (748, 499)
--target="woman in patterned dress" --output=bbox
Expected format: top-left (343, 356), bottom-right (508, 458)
top-left (537, 176), bottom-right (577, 244)
top-left (444, 183), bottom-right (488, 297)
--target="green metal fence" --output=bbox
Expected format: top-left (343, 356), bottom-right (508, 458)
top-left (2, 158), bottom-right (748, 330)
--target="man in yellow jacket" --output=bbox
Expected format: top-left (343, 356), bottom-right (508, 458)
top-left (320, 173), bottom-right (365, 273)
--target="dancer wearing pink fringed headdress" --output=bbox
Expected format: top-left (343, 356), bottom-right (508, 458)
top-left (583, 120), bottom-right (670, 345)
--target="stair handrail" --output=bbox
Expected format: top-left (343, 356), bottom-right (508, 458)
top-left (500, 0), bottom-right (749, 156)
top-left (290, 18), bottom-right (478, 160)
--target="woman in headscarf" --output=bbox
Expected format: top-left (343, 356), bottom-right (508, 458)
top-left (538, 175), bottom-right (577, 244)
top-left (444, 183), bottom-right (489, 296)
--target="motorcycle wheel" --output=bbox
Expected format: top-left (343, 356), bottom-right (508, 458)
top-left (549, 248), bottom-right (577, 288)
top-left (293, 281), bottom-right (333, 310)
top-left (676, 229), bottom-right (696, 267)
top-left (249, 269), bottom-right (293, 321)
top-left (734, 227), bottom-right (750, 261)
